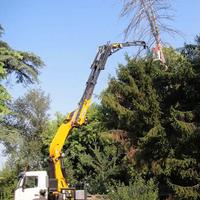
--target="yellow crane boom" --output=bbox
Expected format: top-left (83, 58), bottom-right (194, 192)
top-left (48, 41), bottom-right (147, 197)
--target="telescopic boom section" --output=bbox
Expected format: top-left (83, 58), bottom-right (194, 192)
top-left (49, 41), bottom-right (146, 193)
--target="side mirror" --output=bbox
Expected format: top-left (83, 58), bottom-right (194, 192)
top-left (18, 172), bottom-right (25, 179)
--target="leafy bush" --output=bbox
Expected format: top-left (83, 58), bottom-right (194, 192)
top-left (107, 177), bottom-right (158, 200)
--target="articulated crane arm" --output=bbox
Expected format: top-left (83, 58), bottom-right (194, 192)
top-left (49, 41), bottom-right (147, 194)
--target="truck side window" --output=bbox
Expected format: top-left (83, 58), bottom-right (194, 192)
top-left (24, 176), bottom-right (38, 188)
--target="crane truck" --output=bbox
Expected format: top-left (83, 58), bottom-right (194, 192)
top-left (14, 41), bottom-right (147, 200)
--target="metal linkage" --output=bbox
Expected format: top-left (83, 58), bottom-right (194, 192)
top-left (75, 41), bottom-right (147, 124)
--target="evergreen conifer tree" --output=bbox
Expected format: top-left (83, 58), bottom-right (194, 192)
top-left (100, 42), bottom-right (200, 199)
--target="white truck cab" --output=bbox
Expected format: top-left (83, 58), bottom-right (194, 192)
top-left (15, 171), bottom-right (48, 200)
top-left (14, 170), bottom-right (86, 200)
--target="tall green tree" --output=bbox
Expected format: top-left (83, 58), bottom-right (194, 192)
top-left (100, 42), bottom-right (200, 199)
top-left (2, 89), bottom-right (50, 169)
top-left (0, 25), bottom-right (44, 116)
top-left (80, 144), bottom-right (123, 194)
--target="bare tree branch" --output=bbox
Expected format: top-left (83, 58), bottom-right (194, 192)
top-left (119, 0), bottom-right (180, 69)
top-left (120, 0), bottom-right (178, 44)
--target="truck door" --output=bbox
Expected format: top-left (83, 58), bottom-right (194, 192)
top-left (15, 175), bottom-right (40, 200)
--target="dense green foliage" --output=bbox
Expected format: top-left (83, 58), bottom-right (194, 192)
top-left (0, 165), bottom-right (19, 200)
top-left (99, 40), bottom-right (200, 199)
top-left (107, 177), bottom-right (158, 200)
top-left (3, 89), bottom-right (50, 168)
top-left (0, 25), bottom-right (44, 116)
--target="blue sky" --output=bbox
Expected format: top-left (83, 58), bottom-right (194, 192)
top-left (0, 0), bottom-right (200, 168)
